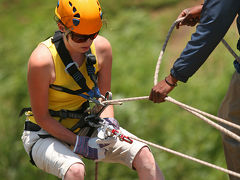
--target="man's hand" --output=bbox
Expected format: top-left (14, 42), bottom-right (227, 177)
top-left (149, 75), bottom-right (178, 103)
top-left (176, 4), bottom-right (203, 29)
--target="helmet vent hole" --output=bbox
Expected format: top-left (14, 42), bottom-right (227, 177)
top-left (73, 19), bottom-right (80, 26)
top-left (69, 1), bottom-right (72, 7)
top-left (73, 7), bottom-right (77, 13)
top-left (74, 13), bottom-right (80, 18)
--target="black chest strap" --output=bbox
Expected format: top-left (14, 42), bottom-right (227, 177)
top-left (51, 30), bottom-right (97, 93)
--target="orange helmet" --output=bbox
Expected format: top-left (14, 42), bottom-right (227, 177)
top-left (55, 0), bottom-right (103, 35)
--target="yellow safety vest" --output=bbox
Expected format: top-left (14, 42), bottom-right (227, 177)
top-left (27, 37), bottom-right (99, 129)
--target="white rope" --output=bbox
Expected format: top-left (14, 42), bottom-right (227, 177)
top-left (95, 162), bottom-right (98, 180)
top-left (101, 17), bottom-right (240, 177)
top-left (154, 19), bottom-right (240, 85)
top-left (102, 96), bottom-right (240, 142)
top-left (180, 105), bottom-right (240, 142)
top-left (154, 17), bottom-right (185, 85)
top-left (151, 16), bottom-right (240, 139)
top-left (103, 95), bottom-right (240, 177)
top-left (102, 96), bottom-right (149, 104)
top-left (165, 96), bottom-right (240, 131)
top-left (102, 95), bottom-right (240, 131)
top-left (129, 136), bottom-right (240, 178)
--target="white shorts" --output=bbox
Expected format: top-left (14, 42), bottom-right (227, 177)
top-left (21, 126), bottom-right (147, 179)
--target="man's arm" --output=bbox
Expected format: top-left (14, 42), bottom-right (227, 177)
top-left (149, 0), bottom-right (240, 103)
top-left (171, 0), bottom-right (239, 82)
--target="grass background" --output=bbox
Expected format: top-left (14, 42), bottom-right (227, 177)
top-left (0, 0), bottom-right (238, 179)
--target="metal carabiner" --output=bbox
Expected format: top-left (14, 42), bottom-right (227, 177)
top-left (95, 91), bottom-right (112, 116)
top-left (108, 128), bottom-right (133, 144)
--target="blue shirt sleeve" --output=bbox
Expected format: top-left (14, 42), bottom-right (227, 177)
top-left (170, 0), bottom-right (240, 83)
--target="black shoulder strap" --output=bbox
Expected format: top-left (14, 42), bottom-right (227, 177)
top-left (85, 49), bottom-right (98, 86)
top-left (52, 31), bottom-right (90, 92)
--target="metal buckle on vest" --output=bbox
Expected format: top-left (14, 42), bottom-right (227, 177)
top-left (25, 111), bottom-right (33, 116)
top-left (64, 62), bottom-right (79, 74)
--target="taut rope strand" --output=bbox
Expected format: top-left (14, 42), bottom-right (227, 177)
top-left (166, 96), bottom-right (240, 131)
top-left (182, 105), bottom-right (240, 142)
top-left (95, 162), bottom-right (98, 180)
top-left (102, 96), bottom-right (240, 142)
top-left (102, 96), bottom-right (240, 131)
top-left (221, 39), bottom-right (240, 63)
top-left (102, 96), bottom-right (149, 104)
top-left (129, 136), bottom-right (240, 178)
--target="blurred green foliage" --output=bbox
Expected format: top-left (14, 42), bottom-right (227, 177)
top-left (0, 0), bottom-right (238, 179)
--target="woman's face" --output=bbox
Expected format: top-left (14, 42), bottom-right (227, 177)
top-left (66, 33), bottom-right (94, 53)
top-left (57, 22), bottom-right (97, 53)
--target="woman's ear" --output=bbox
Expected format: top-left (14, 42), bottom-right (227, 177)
top-left (57, 22), bottom-right (66, 32)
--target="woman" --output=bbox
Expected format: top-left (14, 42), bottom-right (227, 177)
top-left (21, 0), bottom-right (164, 179)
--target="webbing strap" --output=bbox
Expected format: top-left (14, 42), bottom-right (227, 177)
top-left (85, 50), bottom-right (97, 86)
top-left (49, 84), bottom-right (87, 96)
top-left (52, 31), bottom-right (92, 92)
top-left (20, 101), bottom-right (89, 119)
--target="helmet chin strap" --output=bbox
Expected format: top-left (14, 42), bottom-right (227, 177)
top-left (64, 29), bottom-right (71, 41)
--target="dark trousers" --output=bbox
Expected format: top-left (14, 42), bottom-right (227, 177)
top-left (218, 72), bottom-right (240, 180)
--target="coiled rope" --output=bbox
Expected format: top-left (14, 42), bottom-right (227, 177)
top-left (101, 17), bottom-right (240, 178)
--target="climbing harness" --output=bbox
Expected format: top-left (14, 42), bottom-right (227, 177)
top-left (21, 30), bottom-right (107, 132)
top-left (20, 101), bottom-right (90, 131)
top-left (21, 30), bottom-right (132, 139)
top-left (82, 92), bottom-right (133, 144)
top-left (20, 31), bottom-right (134, 170)
top-left (51, 30), bottom-right (105, 105)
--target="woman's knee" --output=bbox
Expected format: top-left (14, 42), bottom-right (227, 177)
top-left (133, 146), bottom-right (155, 169)
top-left (64, 163), bottom-right (85, 180)
top-left (133, 147), bottom-right (164, 180)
